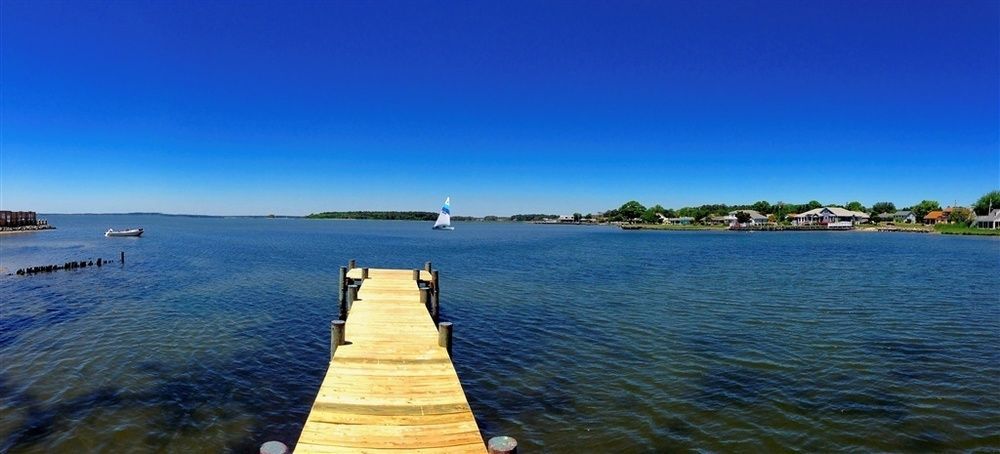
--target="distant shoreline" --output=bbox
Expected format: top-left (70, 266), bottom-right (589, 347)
top-left (0, 225), bottom-right (56, 235)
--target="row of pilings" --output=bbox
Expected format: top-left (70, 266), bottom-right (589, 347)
top-left (13, 252), bottom-right (125, 276)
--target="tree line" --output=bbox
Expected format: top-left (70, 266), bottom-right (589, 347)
top-left (602, 190), bottom-right (1000, 224)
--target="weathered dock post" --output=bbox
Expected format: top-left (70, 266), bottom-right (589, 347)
top-left (348, 259), bottom-right (356, 270)
top-left (338, 266), bottom-right (349, 320)
top-left (412, 269), bottom-right (420, 280)
top-left (331, 320), bottom-right (346, 359)
top-left (120, 251), bottom-right (125, 264)
top-left (347, 284), bottom-right (359, 310)
top-left (438, 321), bottom-right (453, 356)
top-left (260, 440), bottom-right (289, 454)
top-left (424, 261), bottom-right (432, 272)
top-left (361, 267), bottom-right (369, 279)
top-left (419, 286), bottom-right (430, 310)
top-left (488, 436), bottom-right (518, 454)
top-left (431, 270), bottom-right (441, 319)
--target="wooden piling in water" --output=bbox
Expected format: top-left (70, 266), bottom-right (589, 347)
top-left (361, 267), bottom-right (369, 279)
top-left (424, 261), bottom-right (432, 272)
top-left (438, 321), bottom-right (453, 356)
top-left (488, 436), bottom-right (518, 454)
top-left (347, 284), bottom-right (359, 310)
top-left (347, 259), bottom-right (356, 270)
top-left (412, 269), bottom-right (420, 280)
top-left (259, 440), bottom-right (289, 454)
top-left (330, 320), bottom-right (345, 359)
top-left (120, 251), bottom-right (125, 263)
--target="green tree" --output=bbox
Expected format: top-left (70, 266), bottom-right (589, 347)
top-left (751, 200), bottom-right (772, 214)
top-left (973, 190), bottom-right (1000, 215)
top-left (912, 200), bottom-right (941, 220)
top-left (640, 208), bottom-right (660, 224)
top-left (618, 200), bottom-right (647, 221)
top-left (845, 201), bottom-right (866, 212)
top-left (735, 211), bottom-right (752, 224)
top-left (805, 200), bottom-right (823, 211)
top-left (871, 202), bottom-right (896, 215)
top-left (573, 212), bottom-right (582, 222)
top-left (948, 207), bottom-right (973, 225)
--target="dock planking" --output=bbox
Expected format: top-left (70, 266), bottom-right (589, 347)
top-left (295, 266), bottom-right (485, 454)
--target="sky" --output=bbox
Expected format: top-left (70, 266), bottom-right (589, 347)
top-left (1, 0), bottom-right (998, 216)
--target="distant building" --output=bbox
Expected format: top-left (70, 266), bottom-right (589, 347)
top-left (875, 210), bottom-right (916, 224)
top-left (711, 210), bottom-right (769, 226)
top-left (923, 210), bottom-right (947, 225)
top-left (793, 207), bottom-right (869, 226)
top-left (974, 209), bottom-right (1000, 229)
top-left (0, 211), bottom-right (38, 227)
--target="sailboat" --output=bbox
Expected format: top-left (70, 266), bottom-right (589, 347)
top-left (433, 197), bottom-right (454, 230)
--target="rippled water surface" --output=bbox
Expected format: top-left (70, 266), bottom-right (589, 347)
top-left (1, 215), bottom-right (998, 452)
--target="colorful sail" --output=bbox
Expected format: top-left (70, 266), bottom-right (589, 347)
top-left (433, 197), bottom-right (452, 229)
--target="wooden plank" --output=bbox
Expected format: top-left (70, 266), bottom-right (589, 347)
top-left (296, 266), bottom-right (484, 453)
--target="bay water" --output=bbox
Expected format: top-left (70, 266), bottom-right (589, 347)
top-left (1, 215), bottom-right (997, 452)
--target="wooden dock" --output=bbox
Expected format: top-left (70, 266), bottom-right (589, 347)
top-left (294, 263), bottom-right (487, 454)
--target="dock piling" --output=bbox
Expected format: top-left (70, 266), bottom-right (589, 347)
top-left (260, 440), bottom-right (289, 454)
top-left (488, 436), bottom-right (518, 454)
top-left (424, 261), bottom-right (432, 272)
top-left (438, 321), bottom-right (453, 356)
top-left (348, 259), bottom-right (356, 270)
top-left (412, 269), bottom-right (420, 280)
top-left (419, 286), bottom-right (430, 308)
top-left (347, 284), bottom-right (359, 309)
top-left (120, 251), bottom-right (124, 264)
top-left (361, 267), bottom-right (369, 279)
top-left (331, 320), bottom-right (346, 359)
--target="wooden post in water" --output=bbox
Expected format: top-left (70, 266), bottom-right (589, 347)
top-left (438, 321), bottom-right (453, 356)
top-left (347, 284), bottom-right (359, 310)
top-left (431, 270), bottom-right (440, 294)
top-left (348, 259), bottom-right (356, 270)
top-left (361, 267), bottom-right (369, 279)
top-left (260, 441), bottom-right (289, 454)
top-left (331, 320), bottom-right (345, 359)
top-left (419, 286), bottom-right (430, 310)
top-left (412, 269), bottom-right (420, 280)
top-left (424, 261), bottom-right (432, 272)
top-left (488, 436), bottom-right (518, 454)
top-left (120, 251), bottom-right (125, 264)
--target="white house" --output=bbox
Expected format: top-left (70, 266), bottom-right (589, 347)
top-left (974, 209), bottom-right (1000, 229)
top-left (719, 210), bottom-right (769, 226)
top-left (793, 207), bottom-right (870, 226)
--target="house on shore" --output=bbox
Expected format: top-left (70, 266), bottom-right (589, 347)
top-left (974, 209), bottom-right (1000, 229)
top-left (792, 207), bottom-right (869, 226)
top-left (875, 210), bottom-right (916, 224)
top-left (656, 214), bottom-right (694, 225)
top-left (923, 210), bottom-right (948, 225)
top-left (709, 210), bottom-right (769, 226)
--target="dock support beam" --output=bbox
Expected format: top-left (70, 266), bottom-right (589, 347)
top-left (330, 320), bottom-right (345, 359)
top-left (438, 322), bottom-right (453, 356)
top-left (424, 261), bottom-right (432, 272)
top-left (420, 286), bottom-right (430, 309)
top-left (120, 251), bottom-right (125, 264)
top-left (338, 266), bottom-right (348, 317)
top-left (488, 436), bottom-right (518, 454)
top-left (412, 269), bottom-right (420, 280)
top-left (361, 267), bottom-right (369, 279)
top-left (348, 259), bottom-right (356, 270)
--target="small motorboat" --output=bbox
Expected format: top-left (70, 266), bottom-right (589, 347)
top-left (106, 228), bottom-right (143, 237)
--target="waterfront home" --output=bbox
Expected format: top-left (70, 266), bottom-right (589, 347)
top-left (793, 207), bottom-right (869, 226)
top-left (709, 210), bottom-right (768, 226)
top-left (875, 210), bottom-right (916, 224)
top-left (661, 216), bottom-right (694, 225)
top-left (974, 209), bottom-right (1000, 229)
top-left (923, 210), bottom-right (947, 225)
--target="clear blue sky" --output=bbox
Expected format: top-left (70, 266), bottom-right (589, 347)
top-left (2, 0), bottom-right (997, 216)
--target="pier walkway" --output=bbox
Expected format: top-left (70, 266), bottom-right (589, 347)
top-left (295, 265), bottom-right (485, 453)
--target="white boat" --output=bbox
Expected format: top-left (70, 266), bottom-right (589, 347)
top-left (432, 197), bottom-right (454, 230)
top-left (106, 228), bottom-right (143, 237)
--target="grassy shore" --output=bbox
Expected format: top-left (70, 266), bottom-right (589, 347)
top-left (934, 224), bottom-right (1000, 236)
top-left (624, 224), bottom-right (728, 231)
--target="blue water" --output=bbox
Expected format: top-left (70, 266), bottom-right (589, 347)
top-left (1, 215), bottom-right (998, 452)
